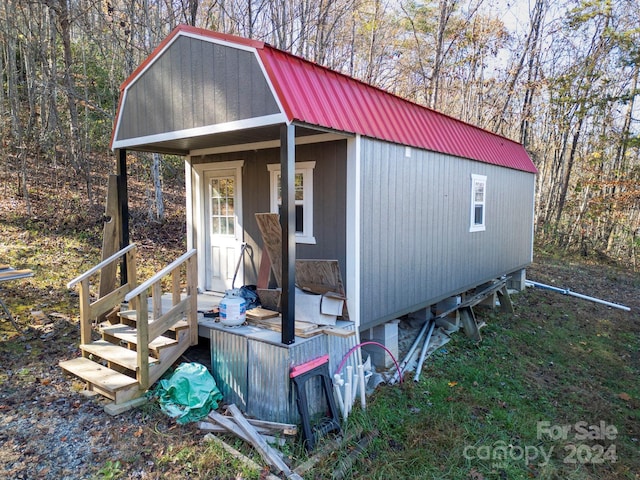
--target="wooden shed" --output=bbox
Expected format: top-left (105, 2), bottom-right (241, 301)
top-left (110, 25), bottom-right (537, 344)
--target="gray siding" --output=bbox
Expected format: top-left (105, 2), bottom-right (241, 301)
top-left (193, 140), bottom-right (348, 285)
top-left (359, 139), bottom-right (534, 330)
top-left (116, 36), bottom-right (279, 142)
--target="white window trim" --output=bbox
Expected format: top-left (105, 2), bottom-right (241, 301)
top-left (470, 174), bottom-right (487, 232)
top-left (267, 161), bottom-right (316, 244)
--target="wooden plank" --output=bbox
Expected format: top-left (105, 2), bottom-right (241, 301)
top-left (321, 326), bottom-right (356, 338)
top-left (246, 307), bottom-right (280, 320)
top-left (99, 174), bottom-right (120, 303)
top-left (59, 357), bottom-right (138, 392)
top-left (187, 254), bottom-right (198, 345)
top-left (79, 278), bottom-right (92, 345)
top-left (256, 249), bottom-right (272, 288)
top-left (238, 418), bottom-right (297, 436)
top-left (257, 289), bottom-right (281, 311)
top-left (148, 298), bottom-right (189, 341)
top-left (208, 413), bottom-right (297, 436)
top-left (207, 410), bottom-right (252, 443)
top-left (148, 331), bottom-right (191, 385)
top-left (104, 396), bottom-right (148, 416)
top-left (81, 340), bottom-right (158, 371)
top-left (255, 213), bottom-right (283, 287)
top-left (245, 316), bottom-right (319, 335)
top-left (90, 283), bottom-right (131, 320)
top-left (497, 285), bottom-right (514, 313)
top-left (227, 404), bottom-right (302, 479)
top-left (459, 306), bottom-right (481, 342)
top-left (100, 324), bottom-right (178, 352)
top-left (203, 432), bottom-right (282, 480)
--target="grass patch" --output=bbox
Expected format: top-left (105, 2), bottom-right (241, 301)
top-left (311, 294), bottom-right (639, 480)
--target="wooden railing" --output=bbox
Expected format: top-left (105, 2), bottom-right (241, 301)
top-left (123, 249), bottom-right (198, 389)
top-left (67, 244), bottom-right (138, 346)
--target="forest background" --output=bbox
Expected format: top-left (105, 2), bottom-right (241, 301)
top-left (1, 0), bottom-right (639, 266)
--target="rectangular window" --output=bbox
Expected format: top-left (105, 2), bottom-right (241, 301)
top-left (470, 174), bottom-right (487, 232)
top-left (267, 161), bottom-right (316, 244)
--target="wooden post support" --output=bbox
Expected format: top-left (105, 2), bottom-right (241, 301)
top-left (99, 174), bottom-right (121, 302)
top-left (125, 247), bottom-right (138, 310)
top-left (187, 253), bottom-right (198, 345)
top-left (136, 290), bottom-right (150, 390)
top-left (459, 306), bottom-right (481, 342)
top-left (79, 278), bottom-right (92, 345)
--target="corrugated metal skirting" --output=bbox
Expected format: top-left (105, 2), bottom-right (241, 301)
top-left (209, 321), bottom-right (358, 424)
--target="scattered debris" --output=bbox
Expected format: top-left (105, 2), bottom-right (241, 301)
top-left (198, 404), bottom-right (300, 479)
top-left (202, 433), bottom-right (281, 480)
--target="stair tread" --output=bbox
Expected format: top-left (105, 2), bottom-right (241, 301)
top-left (117, 310), bottom-right (190, 330)
top-left (81, 340), bottom-right (158, 370)
top-left (59, 357), bottom-right (138, 392)
top-left (101, 324), bottom-right (179, 350)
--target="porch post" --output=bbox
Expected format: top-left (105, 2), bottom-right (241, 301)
top-left (280, 124), bottom-right (296, 345)
top-left (116, 148), bottom-right (130, 285)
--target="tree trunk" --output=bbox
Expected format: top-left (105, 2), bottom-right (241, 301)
top-left (151, 153), bottom-right (164, 222)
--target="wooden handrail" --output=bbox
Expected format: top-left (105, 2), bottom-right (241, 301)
top-left (67, 244), bottom-right (137, 288)
top-left (124, 249), bottom-right (197, 302)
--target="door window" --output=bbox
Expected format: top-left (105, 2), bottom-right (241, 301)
top-left (210, 177), bottom-right (235, 237)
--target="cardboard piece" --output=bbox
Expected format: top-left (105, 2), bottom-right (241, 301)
top-left (294, 288), bottom-right (345, 326)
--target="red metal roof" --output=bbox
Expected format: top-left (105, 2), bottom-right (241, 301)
top-left (116, 25), bottom-right (537, 174)
top-left (258, 44), bottom-right (537, 173)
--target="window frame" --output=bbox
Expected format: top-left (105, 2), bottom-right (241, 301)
top-left (267, 161), bottom-right (316, 244)
top-left (469, 174), bottom-right (487, 233)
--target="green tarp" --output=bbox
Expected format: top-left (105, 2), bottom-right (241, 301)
top-left (154, 362), bottom-right (223, 424)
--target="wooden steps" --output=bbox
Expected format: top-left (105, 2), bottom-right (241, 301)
top-left (62, 247), bottom-right (199, 411)
top-left (81, 340), bottom-right (159, 371)
top-left (100, 324), bottom-right (180, 353)
top-left (59, 357), bottom-right (141, 403)
top-left (117, 309), bottom-right (190, 332)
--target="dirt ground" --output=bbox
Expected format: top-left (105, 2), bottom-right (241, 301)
top-left (0, 253), bottom-right (638, 479)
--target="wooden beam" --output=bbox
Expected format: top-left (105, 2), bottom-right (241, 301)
top-left (228, 404), bottom-right (302, 479)
top-left (99, 174), bottom-right (120, 302)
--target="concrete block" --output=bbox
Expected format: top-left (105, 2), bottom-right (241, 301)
top-left (507, 268), bottom-right (527, 291)
top-left (361, 320), bottom-right (399, 369)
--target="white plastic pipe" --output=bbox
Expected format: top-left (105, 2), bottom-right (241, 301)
top-left (391, 319), bottom-right (432, 383)
top-left (345, 366), bottom-right (353, 413)
top-left (358, 364), bottom-right (366, 410)
top-left (414, 320), bottom-right (436, 382)
top-left (344, 381), bottom-right (352, 420)
top-left (333, 373), bottom-right (345, 419)
top-left (352, 369), bottom-right (358, 404)
top-left (526, 280), bottom-right (630, 312)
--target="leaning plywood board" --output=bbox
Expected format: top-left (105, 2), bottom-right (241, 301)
top-left (255, 213), bottom-right (283, 287)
